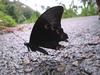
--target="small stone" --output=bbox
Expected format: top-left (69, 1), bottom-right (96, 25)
top-left (23, 56), bottom-right (30, 65)
top-left (64, 53), bottom-right (68, 58)
top-left (24, 65), bottom-right (33, 73)
top-left (72, 61), bottom-right (79, 67)
top-left (96, 55), bottom-right (100, 60)
top-left (57, 63), bottom-right (66, 72)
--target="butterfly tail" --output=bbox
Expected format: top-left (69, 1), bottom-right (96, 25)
top-left (37, 47), bottom-right (49, 55)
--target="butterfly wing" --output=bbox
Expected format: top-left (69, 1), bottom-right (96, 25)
top-left (39, 6), bottom-right (64, 27)
top-left (29, 6), bottom-right (68, 52)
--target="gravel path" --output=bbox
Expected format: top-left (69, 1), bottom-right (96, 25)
top-left (0, 16), bottom-right (100, 75)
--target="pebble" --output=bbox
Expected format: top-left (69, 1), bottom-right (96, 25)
top-left (72, 61), bottom-right (79, 67)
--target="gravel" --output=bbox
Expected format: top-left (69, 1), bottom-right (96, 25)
top-left (0, 16), bottom-right (100, 75)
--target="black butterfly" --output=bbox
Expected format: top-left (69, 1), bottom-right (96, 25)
top-left (24, 6), bottom-right (68, 55)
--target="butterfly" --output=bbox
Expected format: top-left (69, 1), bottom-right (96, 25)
top-left (24, 6), bottom-right (68, 55)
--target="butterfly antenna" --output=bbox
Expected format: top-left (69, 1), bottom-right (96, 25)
top-left (12, 32), bottom-right (27, 42)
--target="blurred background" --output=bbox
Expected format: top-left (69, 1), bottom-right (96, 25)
top-left (0, 0), bottom-right (98, 28)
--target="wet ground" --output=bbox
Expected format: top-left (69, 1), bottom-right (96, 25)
top-left (0, 16), bottom-right (100, 75)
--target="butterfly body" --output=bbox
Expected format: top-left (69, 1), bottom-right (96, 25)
top-left (24, 6), bottom-right (68, 55)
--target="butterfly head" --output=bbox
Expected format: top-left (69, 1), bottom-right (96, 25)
top-left (24, 42), bottom-right (29, 47)
top-left (52, 26), bottom-right (68, 42)
top-left (24, 42), bottom-right (31, 51)
top-left (60, 32), bottom-right (68, 42)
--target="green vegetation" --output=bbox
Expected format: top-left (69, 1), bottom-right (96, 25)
top-left (80, 0), bottom-right (97, 16)
top-left (63, 8), bottom-right (77, 18)
top-left (0, 0), bottom-right (98, 29)
top-left (0, 11), bottom-right (16, 27)
top-left (63, 4), bottom-right (77, 18)
top-left (63, 0), bottom-right (97, 18)
top-left (0, 0), bottom-right (40, 28)
top-left (23, 11), bottom-right (40, 23)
